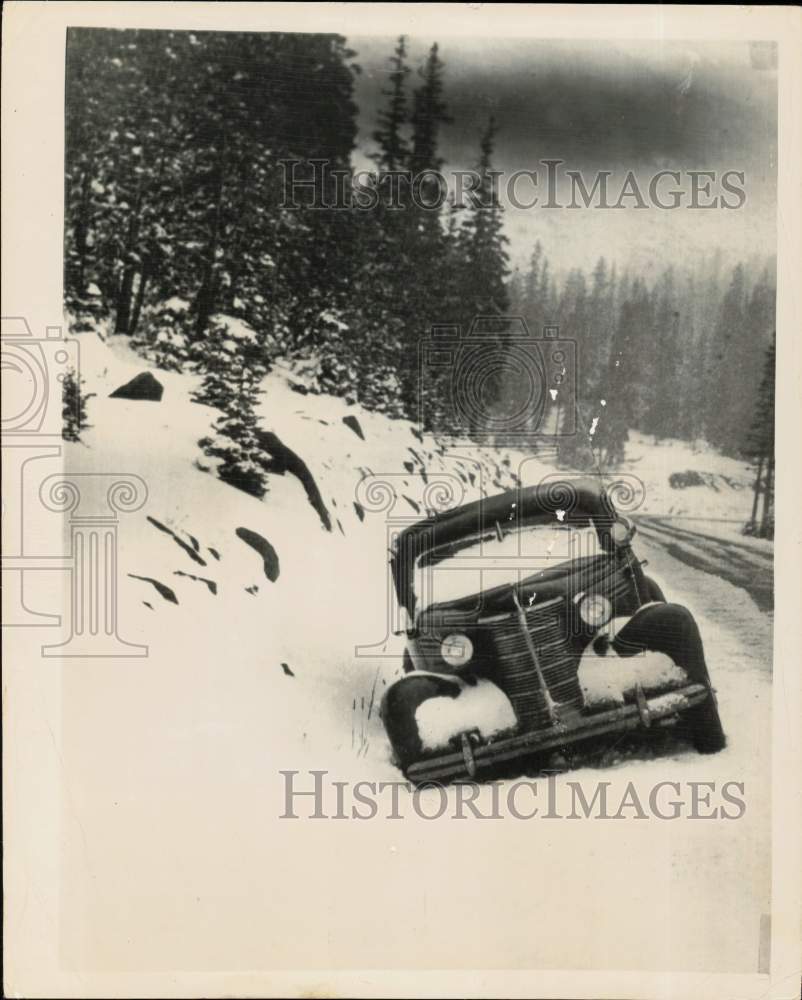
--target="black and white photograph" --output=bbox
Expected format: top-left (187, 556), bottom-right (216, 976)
top-left (2, 4), bottom-right (801, 998)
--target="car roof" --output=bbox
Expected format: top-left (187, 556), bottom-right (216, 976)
top-left (390, 478), bottom-right (621, 612)
top-left (397, 478), bottom-right (615, 547)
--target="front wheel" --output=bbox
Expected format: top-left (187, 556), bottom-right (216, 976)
top-left (613, 602), bottom-right (726, 754)
top-left (381, 673), bottom-right (462, 770)
top-left (680, 688), bottom-right (727, 753)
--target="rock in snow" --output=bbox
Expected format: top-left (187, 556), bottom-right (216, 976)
top-left (342, 414), bottom-right (365, 440)
top-left (256, 428), bottom-right (332, 532)
top-left (109, 371), bottom-right (164, 401)
top-left (235, 526), bottom-right (280, 582)
top-left (147, 516), bottom-right (207, 566)
top-left (127, 573), bottom-right (178, 604)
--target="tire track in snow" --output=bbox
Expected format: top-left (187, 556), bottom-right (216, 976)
top-left (635, 516), bottom-right (773, 613)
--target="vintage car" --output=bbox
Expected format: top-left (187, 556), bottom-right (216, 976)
top-left (381, 480), bottom-right (725, 784)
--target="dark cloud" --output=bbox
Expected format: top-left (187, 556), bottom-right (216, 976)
top-left (351, 37), bottom-right (776, 174)
top-left (349, 37), bottom-right (777, 272)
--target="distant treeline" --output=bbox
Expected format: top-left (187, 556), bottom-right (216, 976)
top-left (508, 247), bottom-right (775, 463)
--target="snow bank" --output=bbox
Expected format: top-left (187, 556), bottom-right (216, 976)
top-left (64, 330), bottom-right (545, 775)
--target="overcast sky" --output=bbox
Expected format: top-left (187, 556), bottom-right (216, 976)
top-left (348, 36), bottom-right (777, 278)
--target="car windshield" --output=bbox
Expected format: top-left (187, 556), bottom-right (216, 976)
top-left (413, 519), bottom-right (603, 610)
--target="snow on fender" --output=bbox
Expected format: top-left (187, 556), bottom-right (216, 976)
top-left (415, 676), bottom-right (518, 752)
top-left (577, 609), bottom-right (689, 708)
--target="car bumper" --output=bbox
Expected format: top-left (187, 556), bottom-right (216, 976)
top-left (405, 682), bottom-right (710, 784)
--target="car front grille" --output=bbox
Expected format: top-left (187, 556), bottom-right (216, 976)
top-left (490, 595), bottom-right (583, 730)
top-left (414, 559), bottom-right (641, 731)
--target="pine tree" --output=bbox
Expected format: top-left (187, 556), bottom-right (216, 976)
top-left (387, 41), bottom-right (453, 420)
top-left (513, 242), bottom-right (549, 362)
top-left (348, 35), bottom-right (417, 416)
top-left (587, 257), bottom-right (615, 379)
top-left (61, 369), bottom-right (95, 442)
top-left (409, 43), bottom-right (450, 177)
top-left (193, 314), bottom-right (267, 405)
top-left (538, 258), bottom-right (554, 318)
top-left (673, 269), bottom-right (703, 441)
top-left (196, 315), bottom-right (269, 498)
top-left (200, 386), bottom-right (267, 499)
top-left (705, 263), bottom-right (746, 450)
top-left (592, 279), bottom-right (652, 467)
top-left (442, 118), bottom-right (513, 441)
top-left (721, 263), bottom-right (774, 457)
top-left (642, 267), bottom-right (681, 440)
top-left (737, 268), bottom-right (776, 449)
top-left (744, 334), bottom-right (775, 538)
top-left (133, 297), bottom-right (193, 371)
top-left (271, 33), bottom-right (360, 361)
top-left (524, 241), bottom-right (544, 324)
top-left (371, 36), bottom-right (411, 173)
top-left (459, 117), bottom-right (510, 318)
top-left (558, 268), bottom-right (589, 397)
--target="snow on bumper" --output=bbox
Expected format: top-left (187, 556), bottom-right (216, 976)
top-left (406, 682), bottom-right (710, 784)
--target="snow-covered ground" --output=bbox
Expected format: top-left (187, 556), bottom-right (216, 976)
top-left (620, 430), bottom-right (765, 535)
top-left (53, 331), bottom-right (772, 976)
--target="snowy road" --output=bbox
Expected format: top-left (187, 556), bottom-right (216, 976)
top-left (635, 515), bottom-right (774, 614)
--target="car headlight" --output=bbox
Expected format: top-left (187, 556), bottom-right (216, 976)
top-left (440, 633), bottom-right (474, 669)
top-left (578, 593), bottom-right (612, 629)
